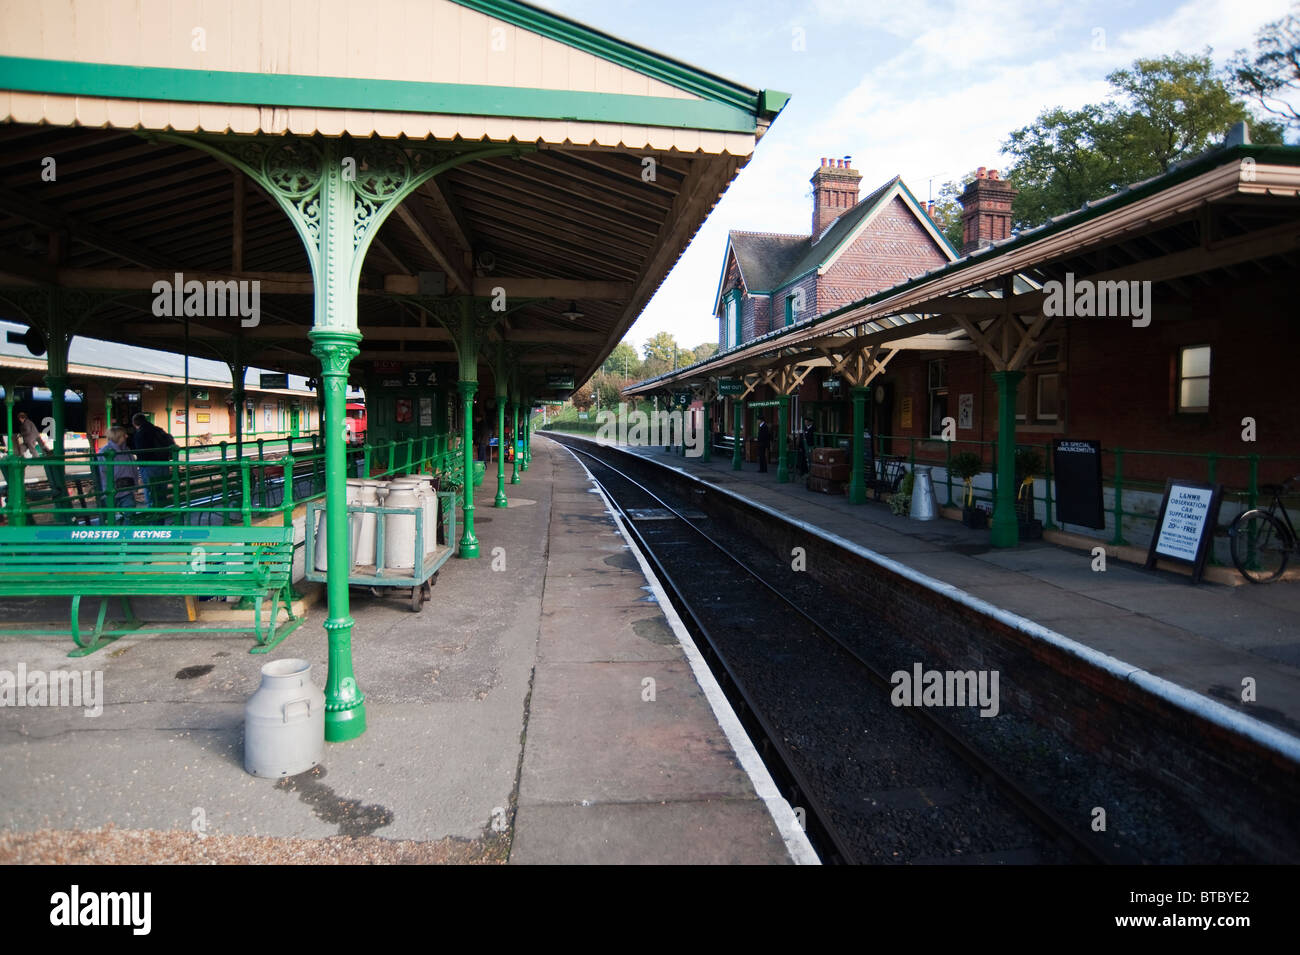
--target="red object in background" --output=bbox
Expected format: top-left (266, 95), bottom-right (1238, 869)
top-left (345, 401), bottom-right (367, 443)
top-left (394, 398), bottom-right (413, 424)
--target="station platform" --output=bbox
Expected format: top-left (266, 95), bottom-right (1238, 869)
top-left (0, 439), bottom-right (808, 864)
top-left (602, 438), bottom-right (1300, 741)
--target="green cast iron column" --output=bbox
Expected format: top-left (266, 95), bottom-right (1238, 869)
top-left (310, 329), bottom-right (366, 741)
top-left (494, 396), bottom-right (508, 507)
top-left (777, 395), bottom-right (790, 483)
top-left (990, 370), bottom-right (1024, 548)
top-left (458, 380), bottom-right (480, 557)
top-left (732, 400), bottom-right (743, 470)
top-left (848, 386), bottom-right (867, 504)
top-left (701, 398), bottom-right (712, 462)
top-left (510, 402), bottom-right (521, 484)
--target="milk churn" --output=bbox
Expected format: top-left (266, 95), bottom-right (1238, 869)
top-left (244, 658), bottom-right (325, 778)
top-left (910, 465), bottom-right (939, 521)
top-left (384, 482), bottom-right (421, 569)
top-left (352, 480), bottom-right (381, 568)
top-left (407, 475), bottom-right (439, 556)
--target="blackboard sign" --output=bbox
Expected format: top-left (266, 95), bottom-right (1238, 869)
top-left (260, 373), bottom-right (288, 389)
top-left (1145, 480), bottom-right (1223, 584)
top-left (1052, 439), bottom-right (1104, 529)
top-left (718, 378), bottom-right (743, 396)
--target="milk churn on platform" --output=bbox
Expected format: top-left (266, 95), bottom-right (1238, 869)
top-left (351, 479), bottom-right (381, 567)
top-left (408, 475), bottom-right (439, 555)
top-left (244, 658), bottom-right (324, 778)
top-left (383, 482), bottom-right (421, 569)
top-left (910, 465), bottom-right (939, 521)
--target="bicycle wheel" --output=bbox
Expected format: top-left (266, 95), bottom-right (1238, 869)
top-left (1229, 509), bottom-right (1292, 583)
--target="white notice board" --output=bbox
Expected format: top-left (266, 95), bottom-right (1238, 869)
top-left (1145, 480), bottom-right (1222, 584)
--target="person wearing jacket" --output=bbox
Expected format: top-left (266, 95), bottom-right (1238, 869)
top-left (97, 426), bottom-right (140, 516)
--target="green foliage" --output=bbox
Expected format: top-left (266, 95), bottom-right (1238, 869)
top-left (1014, 447), bottom-right (1044, 483)
top-left (929, 174), bottom-right (976, 249)
top-left (642, 331), bottom-right (680, 364)
top-left (602, 341), bottom-right (640, 378)
top-left (1004, 52), bottom-right (1283, 228)
top-left (889, 473), bottom-right (913, 516)
top-left (1228, 4), bottom-right (1300, 133)
top-left (692, 342), bottom-right (719, 363)
top-left (949, 451), bottom-right (984, 481)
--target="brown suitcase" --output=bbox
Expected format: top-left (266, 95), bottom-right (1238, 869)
top-left (811, 447), bottom-right (847, 467)
top-left (806, 475), bottom-right (843, 494)
top-left (811, 462), bottom-right (851, 482)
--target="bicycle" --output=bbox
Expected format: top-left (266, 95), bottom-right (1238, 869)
top-left (1229, 476), bottom-right (1300, 583)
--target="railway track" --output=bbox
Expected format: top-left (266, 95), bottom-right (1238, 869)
top-left (560, 439), bottom-right (1110, 865)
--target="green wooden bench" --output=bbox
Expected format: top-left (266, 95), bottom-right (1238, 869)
top-left (0, 525), bottom-right (301, 657)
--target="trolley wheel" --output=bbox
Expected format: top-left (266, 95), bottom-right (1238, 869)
top-left (409, 585), bottom-right (425, 612)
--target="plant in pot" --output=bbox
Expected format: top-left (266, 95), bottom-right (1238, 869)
top-left (1013, 447), bottom-right (1044, 539)
top-left (889, 469), bottom-right (914, 516)
top-left (949, 451), bottom-right (986, 529)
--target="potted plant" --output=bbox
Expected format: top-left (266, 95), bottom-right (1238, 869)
top-left (1014, 447), bottom-right (1044, 539)
top-left (950, 451), bottom-right (986, 529)
top-left (889, 470), bottom-right (914, 516)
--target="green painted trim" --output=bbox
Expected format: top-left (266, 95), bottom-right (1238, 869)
top-left (451, 0), bottom-right (764, 114)
top-left (0, 56), bottom-right (757, 133)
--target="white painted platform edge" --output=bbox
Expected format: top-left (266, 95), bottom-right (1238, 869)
top-left (553, 435), bottom-right (1300, 766)
top-left (557, 442), bottom-right (820, 866)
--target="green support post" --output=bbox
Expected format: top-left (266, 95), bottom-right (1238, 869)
top-left (494, 354), bottom-right (508, 507)
top-left (848, 386), bottom-right (867, 504)
top-left (510, 401), bottom-right (521, 484)
top-left (990, 371), bottom-right (1024, 548)
top-left (520, 411), bottom-right (530, 471)
top-left (701, 398), bottom-right (712, 463)
top-left (732, 401), bottom-right (743, 471)
top-left (458, 380), bottom-right (480, 557)
top-left (1109, 448), bottom-right (1129, 546)
top-left (777, 394), bottom-right (790, 483)
top-left (5, 455), bottom-right (27, 526)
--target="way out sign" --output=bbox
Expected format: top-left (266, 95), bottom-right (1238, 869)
top-left (1145, 480), bottom-right (1223, 584)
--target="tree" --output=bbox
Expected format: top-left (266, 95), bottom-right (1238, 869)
top-left (691, 342), bottom-right (718, 363)
top-left (929, 173), bottom-right (978, 250)
top-left (590, 372), bottom-right (624, 409)
top-left (1003, 52), bottom-right (1284, 228)
top-left (1229, 3), bottom-right (1300, 133)
top-left (642, 331), bottom-right (680, 364)
top-left (602, 341), bottom-right (640, 379)
top-left (570, 381), bottom-right (594, 412)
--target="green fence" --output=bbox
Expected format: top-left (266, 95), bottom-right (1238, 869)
top-left (0, 433), bottom-right (463, 530)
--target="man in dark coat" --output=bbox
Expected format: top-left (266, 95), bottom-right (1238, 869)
top-left (756, 416), bottom-right (771, 473)
top-left (130, 413), bottom-right (176, 508)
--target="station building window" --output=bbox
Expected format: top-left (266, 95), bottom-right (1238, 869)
top-left (928, 359), bottom-right (948, 437)
top-left (1177, 345), bottom-right (1211, 413)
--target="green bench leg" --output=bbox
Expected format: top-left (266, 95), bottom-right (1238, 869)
top-left (249, 585), bottom-right (302, 655)
top-left (67, 595), bottom-right (136, 658)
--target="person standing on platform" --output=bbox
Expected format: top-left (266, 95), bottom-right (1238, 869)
top-left (130, 413), bottom-right (176, 509)
top-left (756, 416), bottom-right (771, 474)
top-left (14, 411), bottom-right (48, 458)
top-left (797, 418), bottom-right (812, 476)
top-left (97, 426), bottom-right (140, 517)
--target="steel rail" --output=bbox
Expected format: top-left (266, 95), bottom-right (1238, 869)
top-left (563, 439), bottom-right (1114, 865)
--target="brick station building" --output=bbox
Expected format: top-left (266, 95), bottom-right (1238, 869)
top-left (630, 132), bottom-right (1300, 551)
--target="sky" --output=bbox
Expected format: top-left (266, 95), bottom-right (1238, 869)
top-left (539, 0), bottom-right (1295, 358)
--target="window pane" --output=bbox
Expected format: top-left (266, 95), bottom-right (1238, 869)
top-left (1037, 374), bottom-right (1059, 419)
top-left (1180, 377), bottom-right (1209, 410)
top-left (1181, 345), bottom-right (1211, 378)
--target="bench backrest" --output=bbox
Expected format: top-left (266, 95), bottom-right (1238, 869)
top-left (0, 525), bottom-right (294, 582)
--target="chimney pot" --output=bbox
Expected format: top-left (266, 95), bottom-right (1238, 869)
top-left (821, 157), bottom-right (827, 166)
top-left (976, 166), bottom-right (987, 179)
top-left (958, 163), bottom-right (1018, 254)
top-left (989, 169), bottom-right (1000, 180)
top-left (810, 156), bottom-right (863, 237)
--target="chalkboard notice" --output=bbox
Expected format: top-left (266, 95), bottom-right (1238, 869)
top-left (1052, 439), bottom-right (1104, 529)
top-left (1145, 480), bottom-right (1223, 584)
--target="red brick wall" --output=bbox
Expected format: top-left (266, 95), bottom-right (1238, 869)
top-left (819, 196), bottom-right (950, 312)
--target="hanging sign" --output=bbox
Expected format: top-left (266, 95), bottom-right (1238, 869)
top-left (747, 399), bottom-right (781, 408)
top-left (406, 367), bottom-right (437, 388)
top-left (673, 391), bottom-right (691, 407)
top-left (718, 378), bottom-right (743, 396)
top-left (546, 373), bottom-right (575, 390)
top-left (190, 388), bottom-right (209, 401)
top-left (260, 373), bottom-right (289, 389)
top-left (1052, 439), bottom-right (1104, 529)
top-left (1145, 480), bottom-right (1223, 584)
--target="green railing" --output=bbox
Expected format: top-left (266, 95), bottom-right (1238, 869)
top-left (0, 433), bottom-right (463, 530)
top-left (837, 433), bottom-right (1300, 553)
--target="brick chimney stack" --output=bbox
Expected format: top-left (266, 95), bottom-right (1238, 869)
top-left (958, 166), bottom-right (1018, 254)
top-left (810, 156), bottom-right (862, 239)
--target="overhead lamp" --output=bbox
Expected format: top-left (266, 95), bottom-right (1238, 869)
top-left (561, 301), bottom-right (584, 321)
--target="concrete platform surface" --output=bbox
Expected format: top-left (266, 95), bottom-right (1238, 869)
top-left (0, 439), bottom-right (802, 865)
top-left (603, 438), bottom-right (1300, 739)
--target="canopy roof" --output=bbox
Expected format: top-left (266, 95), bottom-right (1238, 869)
top-left (0, 0), bottom-right (788, 397)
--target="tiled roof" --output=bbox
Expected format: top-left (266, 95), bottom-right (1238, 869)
top-left (727, 231), bottom-right (807, 292)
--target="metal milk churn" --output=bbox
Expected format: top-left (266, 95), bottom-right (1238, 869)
top-left (409, 475), bottom-right (438, 556)
top-left (384, 482), bottom-right (420, 569)
top-left (315, 481), bottom-right (360, 571)
top-left (244, 658), bottom-right (325, 778)
top-left (910, 465), bottom-right (939, 521)
top-left (352, 480), bottom-right (381, 568)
